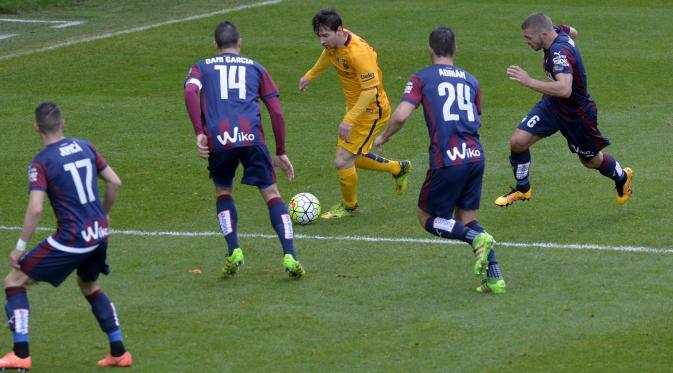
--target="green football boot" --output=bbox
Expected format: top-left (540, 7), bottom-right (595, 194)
top-left (476, 278), bottom-right (507, 294)
top-left (222, 248), bottom-right (244, 276)
top-left (283, 254), bottom-right (305, 278)
top-left (320, 203), bottom-right (360, 219)
top-left (393, 160), bottom-right (412, 194)
top-left (471, 232), bottom-right (495, 276)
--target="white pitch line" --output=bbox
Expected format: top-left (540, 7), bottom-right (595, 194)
top-left (0, 18), bottom-right (85, 28)
top-left (0, 34), bottom-right (18, 40)
top-left (0, 0), bottom-right (284, 61)
top-left (1, 225), bottom-right (671, 255)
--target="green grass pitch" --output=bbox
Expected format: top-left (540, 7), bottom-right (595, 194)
top-left (1, 0), bottom-right (672, 371)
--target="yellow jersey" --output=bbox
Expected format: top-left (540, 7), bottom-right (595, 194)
top-left (305, 29), bottom-right (390, 122)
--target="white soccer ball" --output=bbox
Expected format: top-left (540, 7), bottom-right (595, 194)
top-left (289, 192), bottom-right (321, 225)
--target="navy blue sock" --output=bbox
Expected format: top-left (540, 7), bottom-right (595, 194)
top-left (424, 216), bottom-right (479, 244)
top-left (5, 287), bottom-right (30, 358)
top-left (216, 194), bottom-right (239, 255)
top-left (510, 150), bottom-right (531, 191)
top-left (486, 250), bottom-right (503, 279)
top-left (465, 220), bottom-right (485, 233)
top-left (599, 153), bottom-right (626, 183)
top-left (86, 289), bottom-right (126, 357)
top-left (267, 197), bottom-right (295, 257)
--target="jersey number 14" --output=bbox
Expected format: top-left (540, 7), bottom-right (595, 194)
top-left (215, 65), bottom-right (246, 100)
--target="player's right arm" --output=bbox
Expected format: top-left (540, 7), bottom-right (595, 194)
top-left (10, 190), bottom-right (46, 268)
top-left (375, 74), bottom-right (422, 151)
top-left (184, 64), bottom-right (210, 158)
top-left (299, 49), bottom-right (331, 91)
top-left (374, 101), bottom-right (415, 152)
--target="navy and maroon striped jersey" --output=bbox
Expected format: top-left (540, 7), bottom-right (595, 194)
top-left (185, 53), bottom-right (279, 152)
top-left (401, 64), bottom-right (483, 169)
top-left (542, 26), bottom-right (597, 122)
top-left (28, 138), bottom-right (109, 251)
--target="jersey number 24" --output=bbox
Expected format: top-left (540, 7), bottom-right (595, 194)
top-left (438, 82), bottom-right (475, 123)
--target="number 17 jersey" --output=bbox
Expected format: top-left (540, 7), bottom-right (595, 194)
top-left (29, 138), bottom-right (109, 251)
top-left (401, 64), bottom-right (483, 169)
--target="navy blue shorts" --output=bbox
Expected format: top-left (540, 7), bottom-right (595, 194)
top-left (418, 162), bottom-right (484, 217)
top-left (208, 145), bottom-right (276, 189)
top-left (19, 239), bottom-right (110, 287)
top-left (518, 100), bottom-right (610, 160)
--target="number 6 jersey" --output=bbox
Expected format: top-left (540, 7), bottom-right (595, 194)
top-left (28, 138), bottom-right (109, 251)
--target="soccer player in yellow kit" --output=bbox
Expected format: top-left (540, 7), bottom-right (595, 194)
top-left (299, 8), bottom-right (411, 219)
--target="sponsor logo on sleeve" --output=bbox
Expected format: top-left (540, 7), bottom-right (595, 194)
top-left (404, 81), bottom-right (413, 94)
top-left (360, 72), bottom-right (375, 81)
top-left (552, 51), bottom-right (569, 68)
top-left (28, 167), bottom-right (38, 183)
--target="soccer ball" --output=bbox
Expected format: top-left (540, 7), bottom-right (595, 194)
top-left (288, 192), bottom-right (321, 225)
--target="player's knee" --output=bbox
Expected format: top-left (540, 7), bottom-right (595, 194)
top-left (510, 136), bottom-right (529, 153)
top-left (77, 277), bottom-right (100, 296)
top-left (4, 270), bottom-right (29, 289)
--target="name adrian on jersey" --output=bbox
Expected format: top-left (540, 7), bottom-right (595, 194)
top-left (81, 220), bottom-right (108, 242)
top-left (438, 68), bottom-right (466, 79)
top-left (217, 127), bottom-right (256, 146)
top-left (446, 142), bottom-right (481, 161)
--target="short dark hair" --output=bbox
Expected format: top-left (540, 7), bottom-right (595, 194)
top-left (35, 101), bottom-right (63, 133)
top-left (521, 12), bottom-right (553, 32)
top-left (429, 26), bottom-right (456, 57)
top-left (312, 8), bottom-right (342, 34)
top-left (214, 21), bottom-right (240, 49)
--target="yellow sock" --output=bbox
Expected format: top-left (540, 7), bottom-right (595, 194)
top-left (355, 153), bottom-right (401, 175)
top-left (337, 166), bottom-right (358, 208)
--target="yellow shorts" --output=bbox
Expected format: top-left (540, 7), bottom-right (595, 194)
top-left (337, 109), bottom-right (391, 155)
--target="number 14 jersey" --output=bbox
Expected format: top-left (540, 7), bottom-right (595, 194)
top-left (185, 53), bottom-right (280, 153)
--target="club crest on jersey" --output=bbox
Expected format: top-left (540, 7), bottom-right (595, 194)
top-left (336, 56), bottom-right (349, 69)
top-left (217, 127), bottom-right (256, 146)
top-left (59, 141), bottom-right (83, 156)
top-left (446, 142), bottom-right (481, 161)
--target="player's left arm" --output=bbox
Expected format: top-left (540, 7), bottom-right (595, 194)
top-left (11, 190), bottom-right (45, 268)
top-left (507, 67), bottom-right (572, 98)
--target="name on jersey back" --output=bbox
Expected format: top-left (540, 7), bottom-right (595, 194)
top-left (438, 68), bottom-right (466, 79)
top-left (59, 141), bottom-right (83, 157)
top-left (205, 56), bottom-right (254, 65)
